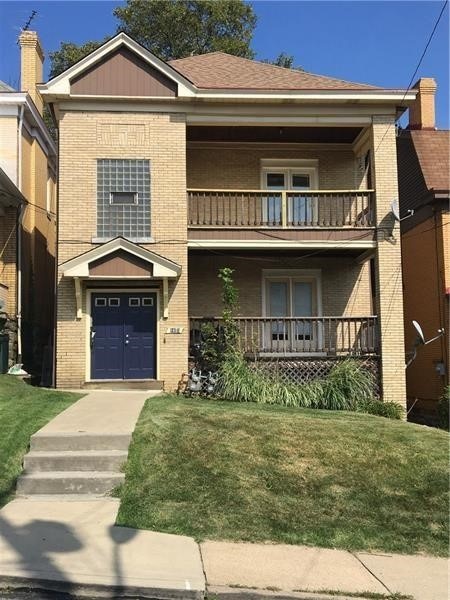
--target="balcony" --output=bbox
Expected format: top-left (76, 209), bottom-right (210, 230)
top-left (188, 189), bottom-right (374, 229)
top-left (190, 316), bottom-right (379, 356)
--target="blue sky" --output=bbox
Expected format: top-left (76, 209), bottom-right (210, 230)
top-left (0, 0), bottom-right (448, 127)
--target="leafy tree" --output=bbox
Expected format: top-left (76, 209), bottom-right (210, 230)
top-left (48, 1), bottom-right (256, 78)
top-left (114, 0), bottom-right (256, 60)
top-left (263, 52), bottom-right (304, 71)
top-left (49, 40), bottom-right (106, 79)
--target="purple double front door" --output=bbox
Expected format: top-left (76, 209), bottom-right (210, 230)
top-left (91, 292), bottom-right (156, 380)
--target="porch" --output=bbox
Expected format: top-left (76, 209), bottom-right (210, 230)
top-left (190, 315), bottom-right (378, 357)
top-left (188, 252), bottom-right (378, 360)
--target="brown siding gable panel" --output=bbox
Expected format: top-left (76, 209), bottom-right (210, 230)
top-left (70, 46), bottom-right (178, 97)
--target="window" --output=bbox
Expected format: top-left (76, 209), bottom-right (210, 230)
top-left (97, 159), bottom-right (150, 240)
top-left (129, 298), bottom-right (140, 306)
top-left (110, 192), bottom-right (138, 205)
top-left (108, 298), bottom-right (120, 307)
top-left (263, 270), bottom-right (321, 351)
top-left (95, 298), bottom-right (107, 307)
top-left (142, 297), bottom-right (154, 306)
top-left (261, 160), bottom-right (318, 226)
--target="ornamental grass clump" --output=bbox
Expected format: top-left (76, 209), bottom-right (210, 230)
top-left (216, 354), bottom-right (399, 416)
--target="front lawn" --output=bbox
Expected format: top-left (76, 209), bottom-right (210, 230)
top-left (0, 375), bottom-right (80, 506)
top-left (117, 395), bottom-right (449, 556)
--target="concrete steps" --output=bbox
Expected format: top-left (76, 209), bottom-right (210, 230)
top-left (30, 432), bottom-right (131, 451)
top-left (17, 471), bottom-right (124, 495)
top-left (18, 431), bottom-right (131, 497)
top-left (24, 449), bottom-right (128, 472)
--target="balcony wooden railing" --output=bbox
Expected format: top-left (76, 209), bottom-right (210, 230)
top-left (190, 316), bottom-right (379, 356)
top-left (188, 189), bottom-right (374, 228)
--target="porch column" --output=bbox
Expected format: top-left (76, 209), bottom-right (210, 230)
top-left (371, 116), bottom-right (406, 408)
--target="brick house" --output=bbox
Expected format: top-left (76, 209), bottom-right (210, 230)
top-left (0, 32), bottom-right (57, 375)
top-left (397, 78), bottom-right (449, 421)
top-left (38, 32), bottom-right (414, 403)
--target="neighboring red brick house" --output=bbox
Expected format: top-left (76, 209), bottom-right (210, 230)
top-left (397, 78), bottom-right (449, 422)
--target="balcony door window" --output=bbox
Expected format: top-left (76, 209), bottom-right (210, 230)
top-left (261, 164), bottom-right (318, 226)
top-left (264, 271), bottom-right (321, 352)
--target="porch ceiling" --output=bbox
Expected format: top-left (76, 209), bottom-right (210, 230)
top-left (187, 125), bottom-right (363, 144)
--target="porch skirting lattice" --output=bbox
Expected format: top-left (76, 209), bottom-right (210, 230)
top-left (248, 356), bottom-right (380, 397)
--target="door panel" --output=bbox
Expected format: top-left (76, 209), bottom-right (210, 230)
top-left (91, 294), bottom-right (124, 379)
top-left (123, 295), bottom-right (156, 379)
top-left (91, 292), bottom-right (156, 380)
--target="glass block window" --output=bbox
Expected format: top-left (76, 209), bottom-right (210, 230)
top-left (97, 159), bottom-right (150, 239)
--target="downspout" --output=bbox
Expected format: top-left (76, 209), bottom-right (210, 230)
top-left (16, 104), bottom-right (25, 363)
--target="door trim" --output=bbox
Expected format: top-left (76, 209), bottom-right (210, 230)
top-left (85, 287), bottom-right (160, 382)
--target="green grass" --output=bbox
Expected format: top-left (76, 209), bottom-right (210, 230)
top-left (0, 375), bottom-right (80, 506)
top-left (117, 394), bottom-right (449, 556)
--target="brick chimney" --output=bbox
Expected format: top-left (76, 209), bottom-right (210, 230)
top-left (18, 30), bottom-right (44, 115)
top-left (408, 77), bottom-right (437, 130)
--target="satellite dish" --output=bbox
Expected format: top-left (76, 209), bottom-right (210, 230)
top-left (391, 200), bottom-right (400, 221)
top-left (391, 199), bottom-right (414, 222)
top-left (412, 320), bottom-right (426, 345)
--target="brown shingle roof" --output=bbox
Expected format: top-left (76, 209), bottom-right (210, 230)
top-left (169, 52), bottom-right (380, 91)
top-left (410, 130), bottom-right (450, 191)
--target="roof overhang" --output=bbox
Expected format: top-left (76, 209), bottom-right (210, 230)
top-left (0, 93), bottom-right (57, 156)
top-left (0, 168), bottom-right (27, 208)
top-left (60, 237), bottom-right (181, 279)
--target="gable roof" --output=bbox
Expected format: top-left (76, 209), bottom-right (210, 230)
top-left (169, 52), bottom-right (379, 91)
top-left (38, 32), bottom-right (414, 103)
top-left (60, 237), bottom-right (181, 279)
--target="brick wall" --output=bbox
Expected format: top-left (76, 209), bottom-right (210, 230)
top-left (187, 146), bottom-right (360, 189)
top-left (371, 117), bottom-right (406, 407)
top-left (188, 254), bottom-right (371, 318)
top-left (56, 111), bottom-right (188, 390)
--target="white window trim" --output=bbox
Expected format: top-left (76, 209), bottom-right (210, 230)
top-left (261, 269), bottom-right (324, 356)
top-left (262, 269), bottom-right (322, 317)
top-left (260, 159), bottom-right (319, 189)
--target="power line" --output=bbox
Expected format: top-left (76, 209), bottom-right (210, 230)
top-left (374, 0), bottom-right (448, 155)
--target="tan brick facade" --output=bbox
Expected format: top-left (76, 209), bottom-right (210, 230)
top-left (187, 145), bottom-right (366, 190)
top-left (56, 112), bottom-right (188, 390)
top-left (371, 117), bottom-right (406, 406)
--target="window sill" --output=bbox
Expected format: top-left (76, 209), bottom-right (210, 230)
top-left (91, 236), bottom-right (155, 244)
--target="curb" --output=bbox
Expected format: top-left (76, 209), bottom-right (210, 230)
top-left (207, 584), bottom-right (377, 600)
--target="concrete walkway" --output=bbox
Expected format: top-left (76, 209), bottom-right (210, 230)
top-left (17, 391), bottom-right (154, 496)
top-left (0, 392), bottom-right (447, 600)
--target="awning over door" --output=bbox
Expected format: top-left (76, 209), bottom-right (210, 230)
top-left (60, 237), bottom-right (181, 319)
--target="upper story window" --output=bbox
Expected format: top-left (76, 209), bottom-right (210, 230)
top-left (96, 159), bottom-right (150, 241)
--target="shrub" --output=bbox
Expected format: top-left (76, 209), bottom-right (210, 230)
top-left (322, 359), bottom-right (374, 411)
top-left (437, 386), bottom-right (449, 431)
top-left (216, 354), bottom-right (391, 414)
top-left (357, 399), bottom-right (404, 420)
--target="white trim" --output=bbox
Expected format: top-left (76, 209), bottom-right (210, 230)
top-left (188, 240), bottom-right (377, 250)
top-left (60, 237), bottom-right (181, 278)
top-left (262, 269), bottom-right (323, 317)
top-left (38, 32), bottom-right (196, 97)
top-left (85, 287), bottom-right (161, 383)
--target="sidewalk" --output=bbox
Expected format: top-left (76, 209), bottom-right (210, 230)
top-left (0, 498), bottom-right (447, 600)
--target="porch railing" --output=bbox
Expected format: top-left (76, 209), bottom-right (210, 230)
top-left (190, 316), bottom-right (379, 356)
top-left (187, 189), bottom-right (374, 228)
